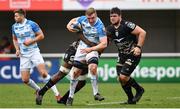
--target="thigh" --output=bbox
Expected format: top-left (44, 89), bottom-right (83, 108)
top-left (21, 71), bottom-right (30, 81)
top-left (69, 66), bottom-right (83, 79)
top-left (85, 51), bottom-right (99, 62)
top-left (35, 63), bottom-right (48, 78)
top-left (120, 55), bottom-right (141, 76)
top-left (31, 51), bottom-right (44, 67)
top-left (74, 45), bottom-right (86, 63)
top-left (20, 56), bottom-right (32, 71)
top-left (31, 51), bottom-right (47, 76)
top-left (61, 61), bottom-right (73, 70)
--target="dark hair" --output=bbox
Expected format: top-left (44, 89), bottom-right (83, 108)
top-left (110, 7), bottom-right (121, 16)
top-left (85, 7), bottom-right (96, 16)
top-left (14, 9), bottom-right (26, 17)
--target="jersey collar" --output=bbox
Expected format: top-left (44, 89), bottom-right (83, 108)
top-left (16, 18), bottom-right (27, 26)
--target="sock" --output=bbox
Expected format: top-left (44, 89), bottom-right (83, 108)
top-left (69, 79), bottom-right (78, 98)
top-left (122, 84), bottom-right (134, 101)
top-left (39, 71), bottom-right (67, 96)
top-left (27, 79), bottom-right (40, 91)
top-left (128, 77), bottom-right (142, 91)
top-left (60, 80), bottom-right (86, 102)
top-left (51, 85), bottom-right (60, 96)
top-left (39, 79), bottom-right (55, 96)
top-left (90, 74), bottom-right (98, 95)
top-left (43, 74), bottom-right (60, 97)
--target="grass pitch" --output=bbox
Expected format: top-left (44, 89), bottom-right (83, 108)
top-left (0, 83), bottom-right (180, 108)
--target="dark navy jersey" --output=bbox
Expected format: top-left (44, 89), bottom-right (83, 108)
top-left (106, 20), bottom-right (137, 54)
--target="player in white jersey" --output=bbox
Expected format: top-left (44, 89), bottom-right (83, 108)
top-left (66, 7), bottom-right (108, 106)
top-left (11, 9), bottom-right (60, 103)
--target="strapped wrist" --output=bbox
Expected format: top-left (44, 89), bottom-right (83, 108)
top-left (135, 45), bottom-right (142, 50)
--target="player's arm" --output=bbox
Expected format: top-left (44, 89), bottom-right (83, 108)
top-left (90, 37), bottom-right (107, 51)
top-left (23, 22), bottom-right (44, 46)
top-left (67, 17), bottom-right (80, 33)
top-left (106, 26), bottom-right (113, 45)
top-left (77, 32), bottom-right (97, 47)
top-left (80, 36), bottom-right (107, 53)
top-left (33, 30), bottom-right (44, 42)
top-left (132, 25), bottom-right (146, 48)
top-left (12, 35), bottom-right (20, 57)
top-left (131, 25), bottom-right (146, 56)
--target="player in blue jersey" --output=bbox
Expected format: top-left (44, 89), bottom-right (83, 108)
top-left (12, 9), bottom-right (61, 102)
top-left (66, 7), bottom-right (107, 106)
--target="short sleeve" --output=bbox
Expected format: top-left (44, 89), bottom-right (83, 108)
top-left (11, 25), bottom-right (16, 36)
top-left (98, 25), bottom-right (107, 39)
top-left (77, 16), bottom-right (86, 24)
top-left (106, 25), bottom-right (113, 36)
top-left (124, 21), bottom-right (136, 33)
top-left (30, 21), bottom-right (41, 33)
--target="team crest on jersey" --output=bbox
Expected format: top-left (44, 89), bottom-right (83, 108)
top-left (115, 31), bottom-right (119, 37)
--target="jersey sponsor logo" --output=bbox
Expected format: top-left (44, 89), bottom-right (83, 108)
top-left (114, 37), bottom-right (125, 42)
top-left (14, 25), bottom-right (31, 37)
top-left (127, 22), bottom-right (136, 29)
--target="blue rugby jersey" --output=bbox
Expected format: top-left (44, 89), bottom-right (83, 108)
top-left (76, 16), bottom-right (106, 48)
top-left (12, 19), bottom-right (40, 55)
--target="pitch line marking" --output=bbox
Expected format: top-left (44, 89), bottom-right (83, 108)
top-left (166, 97), bottom-right (180, 100)
top-left (87, 101), bottom-right (122, 106)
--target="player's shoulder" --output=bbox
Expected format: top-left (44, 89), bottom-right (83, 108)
top-left (95, 17), bottom-right (104, 28)
top-left (122, 20), bottom-right (136, 29)
top-left (106, 25), bottom-right (114, 29)
top-left (12, 21), bottom-right (19, 27)
top-left (26, 19), bottom-right (38, 25)
top-left (78, 16), bottom-right (87, 21)
top-left (106, 25), bottom-right (114, 31)
top-left (97, 17), bottom-right (104, 25)
top-left (12, 23), bottom-right (16, 28)
top-left (12, 22), bottom-right (19, 31)
top-left (79, 15), bottom-right (86, 19)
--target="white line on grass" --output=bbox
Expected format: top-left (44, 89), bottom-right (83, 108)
top-left (87, 101), bottom-right (122, 106)
top-left (166, 97), bottom-right (180, 100)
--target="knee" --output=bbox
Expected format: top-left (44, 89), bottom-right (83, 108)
top-left (119, 75), bottom-right (129, 85)
top-left (42, 73), bottom-right (47, 78)
top-left (89, 64), bottom-right (97, 75)
top-left (22, 78), bottom-right (29, 84)
top-left (70, 67), bottom-right (81, 79)
top-left (73, 70), bottom-right (81, 79)
top-left (40, 70), bottom-right (48, 78)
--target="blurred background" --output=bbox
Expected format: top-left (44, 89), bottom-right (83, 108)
top-left (0, 0), bottom-right (180, 53)
top-left (1, 1), bottom-right (180, 108)
top-left (0, 0), bottom-right (180, 83)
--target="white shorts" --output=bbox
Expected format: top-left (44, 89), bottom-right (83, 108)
top-left (20, 50), bottom-right (44, 71)
top-left (74, 45), bottom-right (99, 64)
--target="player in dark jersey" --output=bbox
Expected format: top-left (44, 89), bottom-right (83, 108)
top-left (35, 32), bottom-right (97, 105)
top-left (106, 7), bottom-right (146, 104)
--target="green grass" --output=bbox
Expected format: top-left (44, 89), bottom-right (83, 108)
top-left (0, 83), bottom-right (180, 108)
